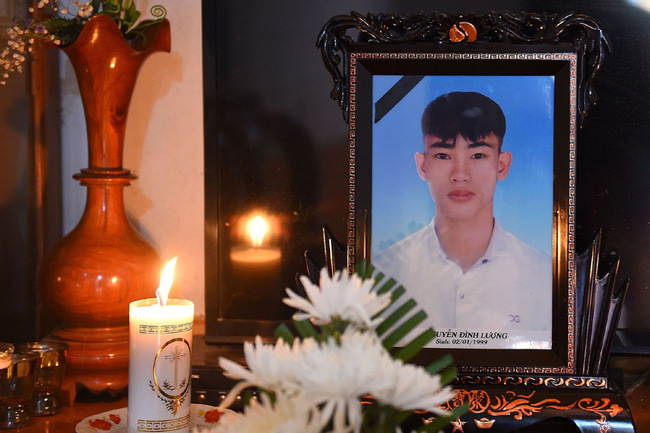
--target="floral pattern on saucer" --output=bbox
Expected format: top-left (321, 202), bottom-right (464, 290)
top-left (76, 404), bottom-right (226, 432)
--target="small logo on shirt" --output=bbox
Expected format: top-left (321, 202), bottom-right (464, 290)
top-left (509, 314), bottom-right (521, 323)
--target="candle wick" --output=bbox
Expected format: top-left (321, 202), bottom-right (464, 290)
top-left (156, 289), bottom-right (166, 307)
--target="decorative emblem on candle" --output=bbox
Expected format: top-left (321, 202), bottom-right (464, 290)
top-left (128, 258), bottom-right (194, 433)
top-left (151, 337), bottom-right (191, 415)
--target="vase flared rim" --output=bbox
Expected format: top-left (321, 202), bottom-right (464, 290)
top-left (62, 14), bottom-right (171, 56)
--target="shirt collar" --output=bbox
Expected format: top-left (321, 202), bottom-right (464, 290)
top-left (429, 217), bottom-right (506, 266)
top-left (425, 217), bottom-right (446, 262)
top-left (482, 219), bottom-right (507, 260)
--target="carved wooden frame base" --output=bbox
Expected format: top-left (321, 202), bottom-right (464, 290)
top-left (432, 377), bottom-right (634, 432)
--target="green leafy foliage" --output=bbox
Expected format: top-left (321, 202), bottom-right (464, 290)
top-left (361, 404), bottom-right (411, 433)
top-left (96, 0), bottom-right (143, 35)
top-left (41, 17), bottom-right (83, 46)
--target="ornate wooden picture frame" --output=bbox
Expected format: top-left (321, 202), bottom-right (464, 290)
top-left (318, 11), bottom-right (610, 377)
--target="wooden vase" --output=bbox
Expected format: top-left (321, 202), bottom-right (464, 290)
top-left (38, 15), bottom-right (171, 397)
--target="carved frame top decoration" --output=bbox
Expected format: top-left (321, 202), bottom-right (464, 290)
top-left (317, 10), bottom-right (610, 126)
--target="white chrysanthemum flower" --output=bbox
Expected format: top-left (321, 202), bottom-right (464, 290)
top-left (210, 394), bottom-right (323, 433)
top-left (291, 330), bottom-right (394, 433)
top-left (284, 268), bottom-right (391, 328)
top-left (370, 357), bottom-right (454, 416)
top-left (218, 336), bottom-right (303, 407)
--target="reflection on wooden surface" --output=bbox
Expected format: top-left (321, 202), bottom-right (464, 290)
top-left (17, 393), bottom-right (126, 433)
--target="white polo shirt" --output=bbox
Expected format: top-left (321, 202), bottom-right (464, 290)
top-left (372, 219), bottom-right (552, 331)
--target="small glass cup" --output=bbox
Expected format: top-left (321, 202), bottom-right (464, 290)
top-left (15, 342), bottom-right (67, 416)
top-left (0, 344), bottom-right (13, 370)
top-left (0, 352), bottom-right (38, 429)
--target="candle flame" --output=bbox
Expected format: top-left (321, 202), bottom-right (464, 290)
top-left (248, 216), bottom-right (267, 247)
top-left (155, 257), bottom-right (177, 307)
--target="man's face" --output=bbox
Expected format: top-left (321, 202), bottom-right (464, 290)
top-left (414, 132), bottom-right (512, 224)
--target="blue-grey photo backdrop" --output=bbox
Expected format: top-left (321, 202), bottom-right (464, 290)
top-left (372, 75), bottom-right (554, 257)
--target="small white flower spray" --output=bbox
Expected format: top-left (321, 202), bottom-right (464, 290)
top-left (0, 0), bottom-right (167, 85)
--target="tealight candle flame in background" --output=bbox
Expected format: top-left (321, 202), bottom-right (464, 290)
top-left (155, 257), bottom-right (177, 307)
top-left (233, 211), bottom-right (281, 246)
top-left (247, 215), bottom-right (267, 247)
top-left (227, 211), bottom-right (284, 320)
top-left (230, 213), bottom-right (282, 264)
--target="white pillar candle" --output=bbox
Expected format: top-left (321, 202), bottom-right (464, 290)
top-left (128, 298), bottom-right (194, 433)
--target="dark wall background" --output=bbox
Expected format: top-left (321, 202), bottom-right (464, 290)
top-left (207, 0), bottom-right (648, 343)
top-left (0, 0), bottom-right (61, 345)
top-left (0, 0), bottom-right (37, 344)
top-left (0, 67), bottom-right (35, 343)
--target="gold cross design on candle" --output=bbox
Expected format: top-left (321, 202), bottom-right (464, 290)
top-left (165, 346), bottom-right (187, 390)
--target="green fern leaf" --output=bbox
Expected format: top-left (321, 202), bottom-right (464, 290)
top-left (274, 323), bottom-right (295, 345)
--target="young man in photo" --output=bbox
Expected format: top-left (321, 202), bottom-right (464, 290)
top-left (373, 91), bottom-right (552, 331)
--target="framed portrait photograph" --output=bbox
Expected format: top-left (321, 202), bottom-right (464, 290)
top-left (318, 11), bottom-right (610, 375)
top-left (350, 52), bottom-right (573, 373)
top-left (370, 72), bottom-right (556, 351)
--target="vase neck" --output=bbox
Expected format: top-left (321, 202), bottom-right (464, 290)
top-left (62, 15), bottom-right (171, 171)
top-left (77, 182), bottom-right (131, 231)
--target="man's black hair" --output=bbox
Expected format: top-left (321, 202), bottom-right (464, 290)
top-left (421, 91), bottom-right (506, 148)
